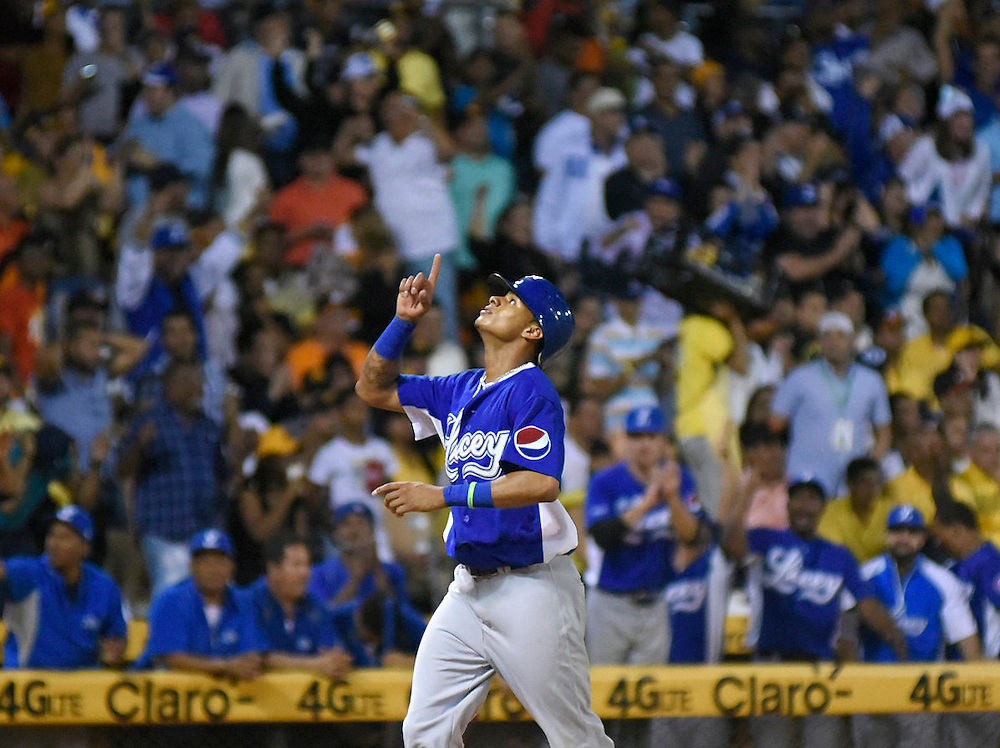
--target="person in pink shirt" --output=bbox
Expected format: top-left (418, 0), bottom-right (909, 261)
top-left (739, 422), bottom-right (789, 530)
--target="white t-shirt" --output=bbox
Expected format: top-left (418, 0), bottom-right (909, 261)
top-left (899, 135), bottom-right (991, 227)
top-left (368, 131), bottom-right (460, 260)
top-left (309, 436), bottom-right (400, 561)
top-left (533, 110), bottom-right (591, 174)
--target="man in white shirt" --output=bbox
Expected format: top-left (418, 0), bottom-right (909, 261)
top-left (534, 87), bottom-right (629, 263)
top-left (368, 91), bottom-right (461, 340)
top-left (533, 72), bottom-right (600, 177)
top-left (308, 389), bottom-right (399, 561)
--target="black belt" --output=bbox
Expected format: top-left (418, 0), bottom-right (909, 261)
top-left (465, 563), bottom-right (534, 579)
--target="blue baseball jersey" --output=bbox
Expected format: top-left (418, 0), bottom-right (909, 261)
top-left (398, 364), bottom-right (577, 568)
top-left (246, 578), bottom-right (341, 655)
top-left (747, 529), bottom-right (870, 660)
top-left (664, 545), bottom-right (732, 664)
top-left (953, 542), bottom-right (1000, 658)
top-left (143, 578), bottom-right (268, 664)
top-left (330, 598), bottom-right (427, 667)
top-left (585, 462), bottom-right (699, 593)
top-left (2, 558), bottom-right (127, 669)
top-left (860, 554), bottom-right (977, 662)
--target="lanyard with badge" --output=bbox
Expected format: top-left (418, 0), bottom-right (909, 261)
top-left (821, 362), bottom-right (855, 454)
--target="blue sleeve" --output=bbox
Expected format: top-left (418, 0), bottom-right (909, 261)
top-left (386, 563), bottom-right (408, 601)
top-left (315, 606), bottom-right (340, 650)
top-left (2, 559), bottom-right (42, 603)
top-left (145, 590), bottom-right (191, 658)
top-left (841, 549), bottom-right (872, 602)
top-left (935, 237), bottom-right (969, 281)
top-left (101, 577), bottom-right (128, 640)
top-left (500, 395), bottom-right (566, 480)
top-left (747, 529), bottom-right (773, 556)
top-left (585, 472), bottom-right (615, 528)
top-left (881, 237), bottom-right (914, 300)
top-left (239, 601), bottom-right (270, 654)
top-left (743, 201), bottom-right (779, 240)
top-left (396, 602), bottom-right (427, 653)
top-left (308, 561), bottom-right (345, 606)
top-left (983, 559), bottom-right (1000, 608)
top-left (680, 467), bottom-right (700, 510)
top-left (397, 372), bottom-right (467, 427)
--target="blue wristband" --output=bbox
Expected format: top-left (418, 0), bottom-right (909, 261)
top-left (373, 316), bottom-right (416, 360)
top-left (443, 482), bottom-right (494, 509)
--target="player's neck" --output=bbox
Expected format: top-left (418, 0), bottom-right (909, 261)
top-left (482, 346), bottom-right (532, 385)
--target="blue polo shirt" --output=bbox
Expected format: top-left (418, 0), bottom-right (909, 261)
top-left (861, 554), bottom-right (978, 662)
top-left (665, 546), bottom-right (732, 664)
top-left (143, 578), bottom-right (267, 664)
top-left (308, 558), bottom-right (408, 608)
top-left (330, 598), bottom-right (426, 667)
top-left (2, 557), bottom-right (127, 669)
top-left (748, 529), bottom-right (870, 660)
top-left (953, 542), bottom-right (1000, 658)
top-left (586, 462), bottom-right (699, 593)
top-left (246, 578), bottom-right (340, 655)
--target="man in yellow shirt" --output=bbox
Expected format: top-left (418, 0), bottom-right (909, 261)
top-left (676, 300), bottom-right (749, 516)
top-left (960, 426), bottom-right (1000, 545)
top-left (818, 457), bottom-right (893, 562)
top-left (896, 290), bottom-right (1000, 402)
top-left (885, 420), bottom-right (974, 521)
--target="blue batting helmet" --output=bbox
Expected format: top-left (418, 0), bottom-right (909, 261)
top-left (488, 274), bottom-right (575, 364)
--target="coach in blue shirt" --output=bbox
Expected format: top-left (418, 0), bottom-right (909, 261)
top-left (143, 530), bottom-right (266, 679)
top-left (1, 506), bottom-right (127, 669)
top-left (330, 591), bottom-right (427, 668)
top-left (308, 503), bottom-right (408, 608)
top-left (248, 531), bottom-right (351, 679)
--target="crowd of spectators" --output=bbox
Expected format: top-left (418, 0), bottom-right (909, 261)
top-left (2, 0), bottom-right (1000, 746)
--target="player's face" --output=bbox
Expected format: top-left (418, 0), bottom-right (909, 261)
top-left (787, 488), bottom-right (824, 537)
top-left (45, 523), bottom-right (89, 571)
top-left (191, 551), bottom-right (235, 597)
top-left (475, 292), bottom-right (540, 346)
top-left (269, 544), bottom-right (312, 601)
top-left (887, 526), bottom-right (926, 563)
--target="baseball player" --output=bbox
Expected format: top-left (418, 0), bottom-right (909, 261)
top-left (356, 254), bottom-right (613, 747)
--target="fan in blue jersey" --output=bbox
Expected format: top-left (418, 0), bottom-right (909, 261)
top-left (650, 523), bottom-right (733, 747)
top-left (721, 474), bottom-right (906, 748)
top-left (934, 501), bottom-right (1000, 747)
top-left (854, 505), bottom-right (980, 748)
top-left (356, 254), bottom-right (612, 747)
top-left (585, 405), bottom-right (702, 668)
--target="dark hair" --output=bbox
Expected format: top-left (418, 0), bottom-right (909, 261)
top-left (935, 500), bottom-right (979, 530)
top-left (739, 421), bottom-right (787, 448)
top-left (163, 308), bottom-right (197, 329)
top-left (212, 103), bottom-right (260, 188)
top-left (263, 530), bottom-right (310, 567)
top-left (845, 457), bottom-right (881, 484)
top-left (357, 590), bottom-right (389, 643)
top-left (248, 455), bottom-right (288, 496)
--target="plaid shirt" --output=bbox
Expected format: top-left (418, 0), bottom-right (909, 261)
top-left (129, 402), bottom-right (224, 541)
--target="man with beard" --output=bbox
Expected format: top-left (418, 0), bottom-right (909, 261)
top-left (854, 505), bottom-right (980, 747)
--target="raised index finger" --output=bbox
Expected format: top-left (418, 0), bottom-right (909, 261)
top-left (427, 253), bottom-right (442, 290)
top-left (371, 482), bottom-right (401, 497)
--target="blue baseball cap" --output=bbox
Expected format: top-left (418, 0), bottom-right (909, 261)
top-left (908, 203), bottom-right (942, 226)
top-left (53, 505), bottom-right (94, 543)
top-left (190, 529), bottom-right (235, 557)
top-left (646, 177), bottom-right (682, 200)
top-left (625, 405), bottom-right (667, 435)
top-left (888, 505), bottom-right (927, 530)
top-left (142, 62), bottom-right (178, 88)
top-left (333, 501), bottom-right (375, 526)
top-left (782, 183), bottom-right (820, 209)
top-left (151, 221), bottom-right (191, 251)
top-left (487, 274), bottom-right (575, 364)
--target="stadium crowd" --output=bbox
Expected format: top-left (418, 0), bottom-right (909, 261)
top-left (1, 0), bottom-right (1000, 745)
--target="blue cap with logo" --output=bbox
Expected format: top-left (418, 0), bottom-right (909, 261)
top-left (646, 177), bottom-right (683, 200)
top-left (888, 504), bottom-right (927, 530)
top-left (151, 221), bottom-right (191, 251)
top-left (333, 501), bottom-right (375, 526)
top-left (625, 405), bottom-right (667, 435)
top-left (54, 505), bottom-right (94, 543)
top-left (190, 529), bottom-right (235, 557)
top-left (487, 274), bottom-right (575, 364)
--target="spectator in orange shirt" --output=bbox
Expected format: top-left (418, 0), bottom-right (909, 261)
top-left (283, 302), bottom-right (368, 392)
top-left (268, 137), bottom-right (368, 267)
top-left (0, 174), bottom-right (30, 265)
top-left (0, 231), bottom-right (54, 383)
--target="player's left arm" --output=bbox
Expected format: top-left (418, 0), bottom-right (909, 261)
top-left (375, 470), bottom-right (560, 516)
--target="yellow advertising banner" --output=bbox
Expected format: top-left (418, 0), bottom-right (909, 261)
top-left (0, 664), bottom-right (995, 726)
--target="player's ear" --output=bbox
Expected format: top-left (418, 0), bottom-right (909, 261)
top-left (521, 322), bottom-right (543, 344)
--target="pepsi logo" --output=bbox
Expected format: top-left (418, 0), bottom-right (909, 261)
top-left (514, 426), bottom-right (551, 460)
